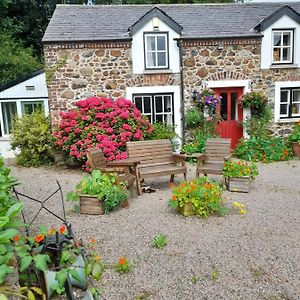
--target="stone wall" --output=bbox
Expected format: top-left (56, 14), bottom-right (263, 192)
top-left (181, 38), bottom-right (300, 135)
top-left (44, 42), bottom-right (180, 123)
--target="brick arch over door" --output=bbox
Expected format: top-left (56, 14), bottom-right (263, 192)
top-left (207, 71), bottom-right (248, 82)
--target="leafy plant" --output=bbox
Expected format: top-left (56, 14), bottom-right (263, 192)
top-left (168, 177), bottom-right (226, 218)
top-left (67, 170), bottom-right (128, 214)
top-left (185, 108), bottom-right (203, 129)
top-left (223, 160), bottom-right (258, 178)
top-left (288, 121), bottom-right (300, 144)
top-left (210, 267), bottom-right (219, 281)
top-left (241, 91), bottom-right (267, 116)
top-left (10, 110), bottom-right (54, 167)
top-left (115, 257), bottom-right (132, 274)
top-left (53, 97), bottom-right (153, 170)
top-left (151, 233), bottom-right (168, 249)
top-left (0, 157), bottom-right (17, 216)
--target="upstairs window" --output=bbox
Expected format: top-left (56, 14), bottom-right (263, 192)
top-left (144, 33), bottom-right (168, 69)
top-left (272, 30), bottom-right (293, 64)
top-left (280, 88), bottom-right (300, 119)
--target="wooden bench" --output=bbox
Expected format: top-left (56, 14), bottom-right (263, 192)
top-left (125, 139), bottom-right (187, 194)
top-left (86, 148), bottom-right (139, 197)
top-left (196, 138), bottom-right (231, 177)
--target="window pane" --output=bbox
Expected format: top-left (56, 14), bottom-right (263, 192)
top-left (293, 90), bottom-right (300, 103)
top-left (220, 93), bottom-right (227, 121)
top-left (146, 36), bottom-right (156, 51)
top-left (157, 36), bottom-right (166, 50)
top-left (146, 52), bottom-right (156, 67)
top-left (292, 104), bottom-right (300, 116)
top-left (231, 92), bottom-right (237, 121)
top-left (280, 90), bottom-right (289, 103)
top-left (1, 102), bottom-right (17, 135)
top-left (283, 33), bottom-right (291, 46)
top-left (280, 104), bottom-right (288, 116)
top-left (164, 96), bottom-right (172, 113)
top-left (273, 48), bottom-right (281, 62)
top-left (282, 48), bottom-right (291, 61)
top-left (22, 101), bottom-right (43, 114)
top-left (144, 97), bottom-right (151, 113)
top-left (273, 32), bottom-right (281, 46)
top-left (155, 114), bottom-right (163, 123)
top-left (134, 97), bottom-right (142, 111)
top-left (157, 52), bottom-right (166, 67)
top-left (155, 96), bottom-right (163, 113)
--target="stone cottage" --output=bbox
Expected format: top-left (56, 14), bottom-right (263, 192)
top-left (43, 2), bottom-right (300, 147)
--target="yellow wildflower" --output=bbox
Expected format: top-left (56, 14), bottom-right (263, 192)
top-left (240, 209), bottom-right (247, 214)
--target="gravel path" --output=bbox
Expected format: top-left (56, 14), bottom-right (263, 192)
top-left (7, 160), bottom-right (300, 300)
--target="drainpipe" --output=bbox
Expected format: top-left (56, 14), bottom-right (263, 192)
top-left (176, 38), bottom-right (185, 146)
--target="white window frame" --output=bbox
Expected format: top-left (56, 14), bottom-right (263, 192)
top-left (272, 30), bottom-right (293, 64)
top-left (280, 89), bottom-right (290, 118)
top-left (144, 33), bottom-right (168, 69)
top-left (0, 98), bottom-right (48, 137)
top-left (292, 89), bottom-right (300, 117)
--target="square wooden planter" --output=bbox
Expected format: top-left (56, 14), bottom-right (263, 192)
top-left (79, 195), bottom-right (104, 215)
top-left (225, 177), bottom-right (251, 193)
top-left (177, 202), bottom-right (195, 217)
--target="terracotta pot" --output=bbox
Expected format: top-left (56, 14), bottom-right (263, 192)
top-left (79, 195), bottom-right (104, 215)
top-left (177, 202), bottom-right (195, 217)
top-left (292, 142), bottom-right (300, 157)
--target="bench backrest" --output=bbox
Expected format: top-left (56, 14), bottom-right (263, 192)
top-left (205, 138), bottom-right (231, 161)
top-left (86, 148), bottom-right (107, 170)
top-left (126, 139), bottom-right (174, 166)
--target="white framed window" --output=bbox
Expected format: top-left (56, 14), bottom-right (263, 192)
top-left (144, 33), bottom-right (168, 69)
top-left (272, 30), bottom-right (293, 64)
top-left (279, 88), bottom-right (300, 119)
top-left (133, 93), bottom-right (174, 125)
top-left (0, 99), bottom-right (47, 137)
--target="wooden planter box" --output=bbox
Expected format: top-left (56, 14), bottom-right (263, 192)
top-left (292, 142), bottom-right (300, 157)
top-left (225, 177), bottom-right (251, 193)
top-left (79, 195), bottom-right (104, 215)
top-left (177, 202), bottom-right (195, 217)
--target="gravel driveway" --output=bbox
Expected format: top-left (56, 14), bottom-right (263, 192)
top-left (7, 160), bottom-right (300, 300)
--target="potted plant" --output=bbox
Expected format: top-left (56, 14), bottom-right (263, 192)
top-left (241, 92), bottom-right (267, 116)
top-left (67, 170), bottom-right (128, 215)
top-left (288, 121), bottom-right (300, 157)
top-left (168, 177), bottom-right (225, 217)
top-left (223, 159), bottom-right (258, 192)
top-left (194, 88), bottom-right (222, 117)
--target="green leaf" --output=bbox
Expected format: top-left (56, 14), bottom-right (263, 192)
top-left (69, 269), bottom-right (81, 282)
top-left (55, 270), bottom-right (68, 288)
top-left (5, 203), bottom-right (23, 219)
top-left (33, 254), bottom-right (50, 271)
top-left (0, 294), bottom-right (8, 300)
top-left (20, 256), bottom-right (33, 272)
top-left (27, 290), bottom-right (35, 300)
top-left (0, 228), bottom-right (18, 242)
top-left (0, 244), bottom-right (6, 255)
top-left (92, 263), bottom-right (103, 281)
top-left (60, 250), bottom-right (72, 264)
top-left (0, 217), bottom-right (9, 228)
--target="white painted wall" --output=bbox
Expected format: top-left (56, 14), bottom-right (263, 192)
top-left (261, 15), bottom-right (300, 69)
top-left (0, 73), bottom-right (48, 99)
top-left (274, 80), bottom-right (300, 123)
top-left (126, 85), bottom-right (182, 140)
top-left (131, 18), bottom-right (180, 74)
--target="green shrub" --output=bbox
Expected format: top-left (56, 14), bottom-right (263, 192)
top-left (145, 122), bottom-right (179, 150)
top-left (234, 136), bottom-right (292, 162)
top-left (185, 107), bottom-right (203, 129)
top-left (10, 110), bottom-right (54, 167)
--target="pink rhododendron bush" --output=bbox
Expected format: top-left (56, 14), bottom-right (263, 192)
top-left (53, 97), bottom-right (153, 169)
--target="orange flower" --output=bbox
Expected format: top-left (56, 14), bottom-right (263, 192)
top-left (12, 235), bottom-right (20, 242)
top-left (180, 183), bottom-right (185, 188)
top-left (171, 195), bottom-right (177, 201)
top-left (35, 234), bottom-right (45, 243)
top-left (48, 228), bottom-right (55, 235)
top-left (58, 225), bottom-right (66, 234)
top-left (90, 238), bottom-right (97, 244)
top-left (118, 257), bottom-right (127, 266)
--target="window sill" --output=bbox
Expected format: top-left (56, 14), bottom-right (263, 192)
top-left (277, 118), bottom-right (300, 124)
top-left (270, 64), bottom-right (298, 69)
top-left (143, 69), bottom-right (174, 74)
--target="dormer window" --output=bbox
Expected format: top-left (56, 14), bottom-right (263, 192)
top-left (144, 33), bottom-right (168, 69)
top-left (272, 30), bottom-right (293, 64)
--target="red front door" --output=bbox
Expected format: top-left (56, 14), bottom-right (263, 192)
top-left (214, 88), bottom-right (243, 149)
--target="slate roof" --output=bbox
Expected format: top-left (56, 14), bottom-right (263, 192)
top-left (43, 2), bottom-right (300, 43)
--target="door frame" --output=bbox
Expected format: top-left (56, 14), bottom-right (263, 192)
top-left (205, 79), bottom-right (251, 138)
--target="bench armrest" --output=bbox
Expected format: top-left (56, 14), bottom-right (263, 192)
top-left (172, 153), bottom-right (188, 160)
top-left (100, 167), bottom-right (125, 173)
